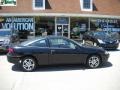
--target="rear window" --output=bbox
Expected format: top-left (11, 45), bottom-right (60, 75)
top-left (20, 37), bottom-right (44, 46)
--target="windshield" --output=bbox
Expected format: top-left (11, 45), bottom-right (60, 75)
top-left (94, 31), bottom-right (119, 40)
top-left (94, 32), bottom-right (106, 39)
top-left (69, 38), bottom-right (82, 46)
top-left (0, 30), bottom-right (11, 37)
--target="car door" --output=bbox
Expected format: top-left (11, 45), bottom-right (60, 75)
top-left (48, 37), bottom-right (84, 64)
top-left (28, 39), bottom-right (49, 65)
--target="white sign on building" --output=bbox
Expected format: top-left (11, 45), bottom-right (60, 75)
top-left (0, 17), bottom-right (35, 31)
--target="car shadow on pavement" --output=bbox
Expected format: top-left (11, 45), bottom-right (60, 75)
top-left (12, 64), bottom-right (86, 72)
top-left (12, 62), bottom-right (112, 72)
top-left (99, 62), bottom-right (112, 69)
top-left (35, 64), bottom-right (87, 72)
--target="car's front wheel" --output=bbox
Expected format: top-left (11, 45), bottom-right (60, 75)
top-left (87, 55), bottom-right (101, 68)
top-left (21, 57), bottom-right (37, 72)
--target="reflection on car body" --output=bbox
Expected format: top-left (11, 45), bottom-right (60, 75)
top-left (7, 36), bottom-right (109, 72)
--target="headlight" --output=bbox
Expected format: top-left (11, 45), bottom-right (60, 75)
top-left (98, 39), bottom-right (105, 44)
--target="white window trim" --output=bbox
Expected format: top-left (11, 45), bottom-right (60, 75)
top-left (80, 0), bottom-right (93, 11)
top-left (33, 0), bottom-right (45, 10)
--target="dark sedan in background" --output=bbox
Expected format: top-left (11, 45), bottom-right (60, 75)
top-left (83, 31), bottom-right (119, 50)
top-left (7, 36), bottom-right (109, 72)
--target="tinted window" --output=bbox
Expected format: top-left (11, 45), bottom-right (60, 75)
top-left (28, 39), bottom-right (47, 47)
top-left (49, 38), bottom-right (76, 49)
top-left (35, 0), bottom-right (43, 7)
top-left (20, 37), bottom-right (44, 46)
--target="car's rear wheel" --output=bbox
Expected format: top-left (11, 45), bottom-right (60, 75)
top-left (21, 57), bottom-right (36, 72)
top-left (87, 55), bottom-right (101, 68)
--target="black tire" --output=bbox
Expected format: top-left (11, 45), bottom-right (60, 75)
top-left (87, 55), bottom-right (101, 68)
top-left (21, 57), bottom-right (37, 72)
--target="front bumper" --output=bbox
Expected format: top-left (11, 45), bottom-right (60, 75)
top-left (99, 43), bottom-right (119, 49)
top-left (101, 53), bottom-right (109, 63)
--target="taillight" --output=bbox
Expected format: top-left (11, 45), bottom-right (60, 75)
top-left (8, 48), bottom-right (14, 53)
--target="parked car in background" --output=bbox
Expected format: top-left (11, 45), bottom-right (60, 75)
top-left (0, 29), bottom-right (11, 52)
top-left (7, 36), bottom-right (109, 72)
top-left (0, 29), bottom-right (19, 52)
top-left (83, 31), bottom-right (119, 50)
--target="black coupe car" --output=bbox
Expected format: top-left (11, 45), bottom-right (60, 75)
top-left (83, 31), bottom-right (119, 49)
top-left (7, 36), bottom-right (109, 72)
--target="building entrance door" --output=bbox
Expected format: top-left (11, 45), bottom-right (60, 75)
top-left (56, 24), bottom-right (69, 38)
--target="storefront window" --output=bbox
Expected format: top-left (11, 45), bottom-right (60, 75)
top-left (56, 17), bottom-right (69, 24)
top-left (56, 17), bottom-right (70, 38)
top-left (0, 16), bottom-right (35, 40)
top-left (107, 19), bottom-right (120, 32)
top-left (35, 17), bottom-right (55, 36)
top-left (90, 18), bottom-right (120, 32)
top-left (90, 18), bottom-right (101, 31)
top-left (70, 18), bottom-right (88, 40)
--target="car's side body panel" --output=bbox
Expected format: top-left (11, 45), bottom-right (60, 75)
top-left (48, 47), bottom-right (88, 65)
top-left (14, 46), bottom-right (50, 65)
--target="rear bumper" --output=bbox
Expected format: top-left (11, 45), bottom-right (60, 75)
top-left (7, 53), bottom-right (21, 64)
top-left (0, 46), bottom-right (8, 52)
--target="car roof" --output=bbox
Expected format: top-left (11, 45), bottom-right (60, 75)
top-left (46, 35), bottom-right (66, 38)
top-left (20, 35), bottom-right (69, 46)
top-left (26, 35), bottom-right (68, 42)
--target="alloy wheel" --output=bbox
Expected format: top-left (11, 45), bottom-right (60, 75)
top-left (87, 55), bottom-right (100, 68)
top-left (22, 57), bottom-right (36, 72)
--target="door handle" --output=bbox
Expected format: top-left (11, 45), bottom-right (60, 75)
top-left (51, 50), bottom-right (55, 54)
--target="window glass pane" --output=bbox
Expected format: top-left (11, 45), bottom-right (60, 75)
top-left (83, 0), bottom-right (90, 9)
top-left (56, 17), bottom-right (69, 24)
top-left (69, 42), bottom-right (76, 49)
top-left (49, 38), bottom-right (76, 49)
top-left (35, 17), bottom-right (55, 36)
top-left (90, 18), bottom-right (120, 31)
top-left (70, 17), bottom-right (88, 40)
top-left (29, 39), bottom-right (47, 47)
top-left (35, 0), bottom-right (43, 7)
top-left (49, 38), bottom-right (61, 48)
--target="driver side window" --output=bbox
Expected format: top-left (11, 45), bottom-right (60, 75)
top-left (49, 38), bottom-right (76, 49)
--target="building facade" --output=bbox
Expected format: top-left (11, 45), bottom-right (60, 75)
top-left (0, 0), bottom-right (120, 40)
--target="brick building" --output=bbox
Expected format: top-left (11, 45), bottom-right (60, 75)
top-left (0, 0), bottom-right (120, 39)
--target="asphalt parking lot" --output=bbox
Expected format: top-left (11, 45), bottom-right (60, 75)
top-left (0, 44), bottom-right (120, 90)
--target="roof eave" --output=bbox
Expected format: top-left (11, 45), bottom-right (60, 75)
top-left (0, 13), bottom-right (120, 19)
